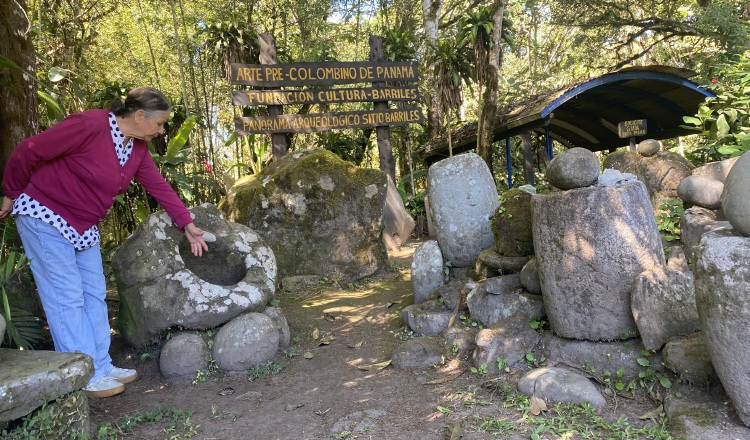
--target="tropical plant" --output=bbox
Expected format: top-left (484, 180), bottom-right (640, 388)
top-left (682, 50), bottom-right (750, 162)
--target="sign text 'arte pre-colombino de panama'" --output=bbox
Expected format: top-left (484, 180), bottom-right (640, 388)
top-left (230, 61), bottom-right (423, 135)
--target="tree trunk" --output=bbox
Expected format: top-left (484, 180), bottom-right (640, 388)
top-left (476, 0), bottom-right (505, 176)
top-left (422, 0), bottom-right (443, 140)
top-left (0, 0), bottom-right (37, 188)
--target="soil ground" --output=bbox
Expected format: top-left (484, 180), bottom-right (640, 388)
top-left (90, 241), bottom-right (678, 440)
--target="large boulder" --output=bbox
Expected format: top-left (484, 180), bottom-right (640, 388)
top-left (632, 267), bottom-right (698, 350)
top-left (0, 351), bottom-right (92, 424)
top-left (602, 150), bottom-right (693, 215)
top-left (680, 207), bottom-right (720, 263)
top-left (692, 156), bottom-right (739, 183)
top-left (677, 175), bottom-right (723, 209)
top-left (382, 176), bottom-right (415, 251)
top-left (694, 228), bottom-right (750, 426)
top-left (221, 148), bottom-right (388, 283)
top-left (492, 188), bottom-right (534, 257)
top-left (159, 333), bottom-right (210, 379)
top-left (112, 204), bottom-right (277, 347)
top-left (212, 312), bottom-right (280, 371)
top-left (532, 179), bottom-right (665, 341)
top-left (722, 151), bottom-right (750, 237)
top-left (427, 153), bottom-right (499, 267)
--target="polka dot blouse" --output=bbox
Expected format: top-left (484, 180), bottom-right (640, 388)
top-left (12, 112), bottom-right (133, 251)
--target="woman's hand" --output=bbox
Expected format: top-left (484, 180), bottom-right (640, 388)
top-left (0, 197), bottom-right (14, 220)
top-left (184, 223), bottom-right (209, 257)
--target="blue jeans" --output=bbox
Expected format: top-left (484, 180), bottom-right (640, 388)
top-left (15, 215), bottom-right (113, 383)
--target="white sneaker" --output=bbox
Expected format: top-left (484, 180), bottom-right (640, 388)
top-left (107, 366), bottom-right (138, 384)
top-left (85, 376), bottom-right (125, 398)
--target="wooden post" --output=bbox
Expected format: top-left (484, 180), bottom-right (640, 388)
top-left (259, 33), bottom-right (288, 161)
top-left (522, 132), bottom-right (534, 185)
top-left (369, 36), bottom-right (396, 184)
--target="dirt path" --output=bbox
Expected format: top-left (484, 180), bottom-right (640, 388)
top-left (92, 242), bottom-right (477, 439)
top-left (91, 241), bottom-right (666, 440)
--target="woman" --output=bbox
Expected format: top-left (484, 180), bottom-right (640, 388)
top-left (0, 87), bottom-right (208, 398)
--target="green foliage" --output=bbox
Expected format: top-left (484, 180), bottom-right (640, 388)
top-left (382, 28), bottom-right (417, 61)
top-left (1, 391), bottom-right (89, 439)
top-left (95, 404), bottom-right (200, 439)
top-left (0, 220), bottom-right (44, 350)
top-left (314, 131), bottom-right (373, 166)
top-left (682, 50), bottom-right (750, 161)
top-left (656, 199), bottom-right (685, 242)
top-left (247, 360), bottom-right (284, 381)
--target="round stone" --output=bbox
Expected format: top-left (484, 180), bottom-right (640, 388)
top-left (722, 151), bottom-right (750, 236)
top-left (159, 333), bottom-right (210, 379)
top-left (212, 313), bottom-right (280, 371)
top-left (546, 147), bottom-right (600, 190)
top-left (677, 175), bottom-right (723, 209)
top-left (637, 139), bottom-right (661, 157)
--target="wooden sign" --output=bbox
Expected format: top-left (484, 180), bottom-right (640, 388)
top-left (618, 119), bottom-right (647, 138)
top-left (232, 87), bottom-right (419, 106)
top-left (235, 108), bottom-right (424, 134)
top-left (230, 61), bottom-right (418, 87)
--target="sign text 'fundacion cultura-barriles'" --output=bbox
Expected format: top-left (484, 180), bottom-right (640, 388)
top-left (232, 87), bottom-right (419, 106)
top-left (235, 108), bottom-right (424, 135)
top-left (230, 61), bottom-right (418, 87)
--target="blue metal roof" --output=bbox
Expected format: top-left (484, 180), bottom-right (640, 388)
top-left (423, 65), bottom-right (716, 162)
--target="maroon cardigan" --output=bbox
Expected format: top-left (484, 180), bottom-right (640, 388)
top-left (3, 109), bottom-right (193, 234)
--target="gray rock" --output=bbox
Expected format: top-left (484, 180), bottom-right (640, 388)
top-left (532, 180), bottom-right (665, 341)
top-left (281, 275), bottom-right (321, 292)
top-left (636, 139), bottom-right (661, 157)
top-left (473, 249), bottom-right (529, 279)
top-left (722, 151), bottom-right (750, 237)
top-left (435, 278), bottom-right (473, 312)
top-left (382, 175), bottom-right (415, 251)
top-left (492, 188), bottom-right (534, 256)
top-left (159, 333), bottom-right (210, 379)
top-left (520, 259), bottom-right (542, 295)
top-left (472, 312), bottom-right (541, 374)
top-left (112, 204), bottom-right (277, 347)
top-left (666, 245), bottom-right (689, 273)
top-left (262, 306), bottom-right (291, 349)
top-left (546, 147), bottom-right (600, 190)
top-left (518, 367), bottom-right (606, 407)
top-left (680, 207), bottom-right (720, 262)
top-left (695, 228), bottom-right (750, 426)
top-left (0, 350), bottom-right (93, 423)
top-left (401, 300), bottom-right (454, 336)
top-left (0, 315), bottom-right (4, 343)
top-left (466, 279), bottom-right (544, 328)
top-left (598, 168), bottom-right (637, 186)
top-left (483, 274), bottom-right (522, 294)
top-left (663, 333), bottom-right (720, 386)
top-left (391, 337), bottom-right (444, 369)
top-left (427, 153), bottom-right (499, 267)
top-left (222, 148), bottom-right (388, 283)
top-left (443, 326), bottom-right (477, 354)
top-left (212, 312), bottom-right (280, 371)
top-left (411, 240), bottom-right (444, 304)
top-left (540, 332), bottom-right (663, 382)
top-left (677, 175), bottom-right (724, 209)
top-left (602, 150), bottom-right (693, 216)
top-left (632, 267), bottom-right (698, 350)
top-left (664, 392), bottom-right (750, 440)
top-left (692, 156), bottom-right (740, 183)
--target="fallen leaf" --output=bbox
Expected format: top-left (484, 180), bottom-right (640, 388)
top-left (303, 351), bottom-right (314, 359)
top-left (284, 403), bottom-right (304, 412)
top-left (422, 370), bottom-right (465, 385)
top-left (386, 301), bottom-right (402, 308)
top-left (347, 340), bottom-right (364, 348)
top-left (323, 313), bottom-right (336, 321)
top-left (311, 328), bottom-right (319, 340)
top-left (638, 404), bottom-right (664, 420)
top-left (217, 387), bottom-right (234, 396)
top-left (529, 394), bottom-right (547, 416)
top-left (357, 359), bottom-right (392, 371)
top-left (318, 336), bottom-right (337, 345)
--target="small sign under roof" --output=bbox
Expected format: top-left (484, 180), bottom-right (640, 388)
top-left (618, 119), bottom-right (647, 138)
